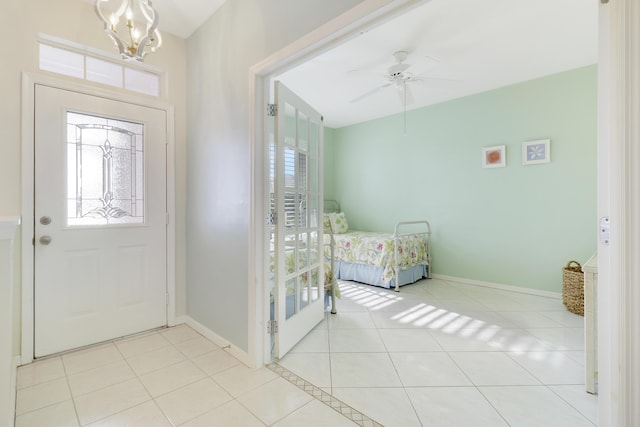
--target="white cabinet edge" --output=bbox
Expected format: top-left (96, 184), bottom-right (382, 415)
top-left (0, 217), bottom-right (21, 240)
top-left (584, 253), bottom-right (598, 273)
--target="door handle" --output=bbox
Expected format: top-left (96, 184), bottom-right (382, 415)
top-left (39, 236), bottom-right (52, 245)
top-left (40, 216), bottom-right (52, 225)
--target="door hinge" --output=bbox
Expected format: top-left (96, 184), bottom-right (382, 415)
top-left (166, 212), bottom-right (170, 225)
top-left (600, 217), bottom-right (610, 245)
top-left (166, 292), bottom-right (170, 306)
top-left (267, 104), bottom-right (277, 117)
top-left (267, 319), bottom-right (278, 335)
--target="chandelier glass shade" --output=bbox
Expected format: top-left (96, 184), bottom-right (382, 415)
top-left (95, 0), bottom-right (162, 61)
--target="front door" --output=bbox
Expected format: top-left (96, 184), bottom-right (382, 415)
top-left (272, 81), bottom-right (325, 358)
top-left (34, 85), bottom-right (167, 357)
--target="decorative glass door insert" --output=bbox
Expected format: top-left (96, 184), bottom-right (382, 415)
top-left (66, 112), bottom-right (144, 226)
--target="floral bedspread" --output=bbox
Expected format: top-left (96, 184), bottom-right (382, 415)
top-left (324, 231), bottom-right (429, 284)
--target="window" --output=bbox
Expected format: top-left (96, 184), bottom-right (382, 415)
top-left (38, 39), bottom-right (161, 97)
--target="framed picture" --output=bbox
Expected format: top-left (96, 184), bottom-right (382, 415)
top-left (481, 145), bottom-right (506, 168)
top-left (522, 139), bottom-right (551, 165)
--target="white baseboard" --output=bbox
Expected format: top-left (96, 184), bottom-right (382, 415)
top-left (9, 355), bottom-right (19, 426)
top-left (181, 316), bottom-right (252, 367)
top-left (431, 274), bottom-right (562, 299)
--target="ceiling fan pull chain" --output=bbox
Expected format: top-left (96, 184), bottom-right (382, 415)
top-left (403, 81), bottom-right (407, 135)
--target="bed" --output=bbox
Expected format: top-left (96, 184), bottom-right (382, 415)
top-left (324, 200), bottom-right (432, 292)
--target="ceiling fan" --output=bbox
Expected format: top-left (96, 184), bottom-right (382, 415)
top-left (350, 50), bottom-right (448, 134)
top-left (349, 50), bottom-right (430, 105)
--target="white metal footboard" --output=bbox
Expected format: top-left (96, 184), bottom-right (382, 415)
top-left (393, 220), bottom-right (432, 292)
top-left (328, 230), bottom-right (337, 314)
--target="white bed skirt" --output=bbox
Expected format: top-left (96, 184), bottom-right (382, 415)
top-left (334, 261), bottom-right (427, 289)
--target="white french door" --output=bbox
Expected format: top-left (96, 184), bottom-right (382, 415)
top-left (34, 85), bottom-right (167, 357)
top-left (271, 81), bottom-right (324, 358)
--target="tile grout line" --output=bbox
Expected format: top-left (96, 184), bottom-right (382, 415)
top-left (545, 385), bottom-right (598, 426)
top-left (267, 362), bottom-right (385, 427)
top-left (60, 356), bottom-right (83, 427)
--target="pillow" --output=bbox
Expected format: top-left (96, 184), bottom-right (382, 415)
top-left (323, 213), bottom-right (333, 231)
top-left (329, 212), bottom-right (349, 234)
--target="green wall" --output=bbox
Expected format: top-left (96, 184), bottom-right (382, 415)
top-left (326, 65), bottom-right (597, 293)
top-left (324, 127), bottom-right (337, 201)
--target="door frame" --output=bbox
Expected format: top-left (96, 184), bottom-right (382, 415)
top-left (21, 72), bottom-right (177, 364)
top-left (598, 1), bottom-right (640, 424)
top-left (248, 1), bottom-right (637, 423)
top-left (248, 0), bottom-right (432, 367)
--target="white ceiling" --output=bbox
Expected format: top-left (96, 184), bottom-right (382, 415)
top-left (87, 0), bottom-right (227, 39)
top-left (89, 1), bottom-right (598, 129)
top-left (150, 0), bottom-right (227, 38)
top-left (276, 0), bottom-right (599, 128)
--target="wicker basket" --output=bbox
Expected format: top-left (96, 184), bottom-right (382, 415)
top-left (562, 260), bottom-right (584, 316)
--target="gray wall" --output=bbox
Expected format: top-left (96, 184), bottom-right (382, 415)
top-left (186, 0), bottom-right (365, 352)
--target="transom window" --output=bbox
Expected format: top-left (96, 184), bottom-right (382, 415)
top-left (38, 39), bottom-right (161, 97)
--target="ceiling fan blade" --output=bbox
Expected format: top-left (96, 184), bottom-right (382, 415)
top-left (400, 54), bottom-right (440, 76)
top-left (347, 68), bottom-right (383, 78)
top-left (349, 82), bottom-right (392, 103)
top-left (411, 75), bottom-right (460, 86)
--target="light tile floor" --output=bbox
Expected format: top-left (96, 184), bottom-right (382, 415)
top-left (280, 278), bottom-right (598, 427)
top-left (14, 278), bottom-right (597, 426)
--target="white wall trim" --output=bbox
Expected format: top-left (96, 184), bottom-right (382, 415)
top-left (174, 315), bottom-right (188, 326)
top-left (249, 0), bottom-right (430, 368)
top-left (609, 0), bottom-right (640, 425)
top-left (165, 105), bottom-right (177, 329)
top-left (183, 315), bottom-right (251, 367)
top-left (20, 72), bottom-right (177, 364)
top-left (10, 355), bottom-right (20, 425)
top-left (431, 274), bottom-right (562, 299)
top-left (0, 217), bottom-right (20, 240)
top-left (598, 0), bottom-right (640, 424)
top-left (597, 1), bottom-right (614, 425)
top-left (0, 220), bottom-right (19, 427)
top-left (20, 73), bottom-right (36, 365)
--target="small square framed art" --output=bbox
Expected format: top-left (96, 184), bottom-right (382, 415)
top-left (481, 145), bottom-right (506, 168)
top-left (522, 139), bottom-right (551, 165)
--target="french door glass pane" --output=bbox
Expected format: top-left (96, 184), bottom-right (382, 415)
top-left (285, 278), bottom-right (296, 320)
top-left (310, 267), bottom-right (320, 302)
top-left (308, 158), bottom-right (318, 193)
top-left (300, 277), bottom-right (309, 311)
top-left (298, 233), bottom-right (308, 270)
top-left (298, 111), bottom-right (308, 153)
top-left (309, 121), bottom-right (318, 157)
top-left (285, 103), bottom-right (296, 146)
top-left (308, 197), bottom-right (318, 228)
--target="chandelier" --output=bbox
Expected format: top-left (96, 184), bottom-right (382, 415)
top-left (95, 0), bottom-right (162, 61)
